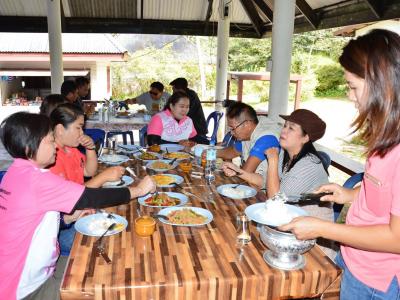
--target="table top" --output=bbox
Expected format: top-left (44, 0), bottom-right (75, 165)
top-left (85, 115), bottom-right (149, 131)
top-left (60, 160), bottom-right (341, 300)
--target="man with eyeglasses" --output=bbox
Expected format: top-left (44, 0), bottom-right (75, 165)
top-left (218, 102), bottom-right (281, 182)
top-left (125, 81), bottom-right (170, 114)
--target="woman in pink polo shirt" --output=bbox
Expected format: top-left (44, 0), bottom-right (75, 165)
top-left (146, 91), bottom-right (198, 146)
top-left (281, 29), bottom-right (400, 299)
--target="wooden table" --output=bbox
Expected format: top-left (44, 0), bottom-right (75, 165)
top-left (60, 160), bottom-right (341, 300)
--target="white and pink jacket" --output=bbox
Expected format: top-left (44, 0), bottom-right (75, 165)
top-left (147, 109), bottom-right (197, 142)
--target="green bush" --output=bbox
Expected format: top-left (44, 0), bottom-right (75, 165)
top-left (315, 64), bottom-right (346, 97)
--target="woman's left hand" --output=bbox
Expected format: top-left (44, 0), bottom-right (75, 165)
top-left (79, 135), bottom-right (96, 150)
top-left (63, 209), bottom-right (94, 224)
top-left (278, 216), bottom-right (327, 240)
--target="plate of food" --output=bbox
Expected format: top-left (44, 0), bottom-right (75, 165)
top-left (133, 151), bottom-right (161, 161)
top-left (157, 207), bottom-right (213, 226)
top-left (163, 152), bottom-right (191, 161)
top-left (146, 159), bottom-right (178, 172)
top-left (99, 154), bottom-right (130, 165)
top-left (102, 175), bottom-right (134, 188)
top-left (245, 201), bottom-right (308, 227)
top-left (160, 144), bottom-right (184, 152)
top-left (151, 174), bottom-right (184, 187)
top-left (138, 192), bottom-right (188, 207)
top-left (117, 144), bottom-right (142, 153)
top-left (116, 111), bottom-right (132, 118)
top-left (217, 184), bottom-right (257, 199)
top-left (75, 212), bottom-right (128, 236)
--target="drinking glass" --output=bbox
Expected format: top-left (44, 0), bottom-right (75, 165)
top-left (236, 212), bottom-right (251, 245)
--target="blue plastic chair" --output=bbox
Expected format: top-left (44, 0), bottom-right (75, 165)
top-left (106, 131), bottom-right (134, 146)
top-left (139, 125), bottom-right (148, 147)
top-left (317, 151), bottom-right (331, 169)
top-left (334, 172), bottom-right (364, 222)
top-left (0, 170), bottom-right (6, 183)
top-left (221, 131), bottom-right (236, 147)
top-left (206, 111), bottom-right (224, 144)
top-left (83, 128), bottom-right (105, 155)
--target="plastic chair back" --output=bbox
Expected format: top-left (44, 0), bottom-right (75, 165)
top-left (0, 170), bottom-right (6, 183)
top-left (317, 151), bottom-right (331, 169)
top-left (83, 128), bottom-right (105, 155)
top-left (139, 125), bottom-right (148, 147)
top-left (334, 172), bottom-right (364, 222)
top-left (106, 131), bottom-right (134, 146)
top-left (206, 111), bottom-right (224, 144)
top-left (221, 131), bottom-right (236, 147)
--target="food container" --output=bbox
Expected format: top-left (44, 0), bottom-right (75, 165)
top-left (134, 216), bottom-right (156, 237)
top-left (179, 161), bottom-right (192, 173)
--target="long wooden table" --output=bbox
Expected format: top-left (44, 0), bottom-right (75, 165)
top-left (60, 159), bottom-right (341, 300)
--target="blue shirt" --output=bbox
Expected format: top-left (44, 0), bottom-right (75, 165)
top-left (234, 135), bottom-right (279, 161)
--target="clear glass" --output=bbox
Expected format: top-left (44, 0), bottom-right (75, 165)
top-left (108, 137), bottom-right (116, 154)
top-left (236, 213), bottom-right (251, 245)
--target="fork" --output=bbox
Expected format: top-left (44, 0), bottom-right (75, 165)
top-left (231, 183), bottom-right (241, 189)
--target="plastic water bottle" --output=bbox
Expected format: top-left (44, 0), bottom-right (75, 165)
top-left (204, 142), bottom-right (216, 183)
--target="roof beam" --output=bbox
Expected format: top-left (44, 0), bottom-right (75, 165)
top-left (239, 0), bottom-right (264, 38)
top-left (364, 0), bottom-right (384, 19)
top-left (296, 0), bottom-right (320, 29)
top-left (0, 16), bottom-right (259, 38)
top-left (253, 0), bottom-right (273, 23)
top-left (204, 0), bottom-right (213, 35)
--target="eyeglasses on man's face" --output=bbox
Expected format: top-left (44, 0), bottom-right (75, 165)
top-left (229, 120), bottom-right (250, 132)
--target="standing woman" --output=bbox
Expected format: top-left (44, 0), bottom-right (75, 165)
top-left (146, 91), bottom-right (198, 146)
top-left (281, 29), bottom-right (400, 299)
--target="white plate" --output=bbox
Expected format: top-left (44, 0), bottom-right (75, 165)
top-left (245, 202), bottom-right (308, 227)
top-left (133, 151), bottom-right (162, 161)
top-left (152, 174), bottom-right (184, 187)
top-left (157, 206), bottom-right (213, 226)
top-left (138, 192), bottom-right (188, 207)
top-left (117, 144), bottom-right (142, 153)
top-left (99, 154), bottom-right (129, 165)
top-left (146, 159), bottom-right (178, 172)
top-left (102, 175), bottom-right (134, 188)
top-left (161, 144), bottom-right (184, 152)
top-left (75, 213), bottom-right (128, 236)
top-left (217, 184), bottom-right (257, 199)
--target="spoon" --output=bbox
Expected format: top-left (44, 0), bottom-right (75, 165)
top-left (125, 166), bottom-right (137, 178)
top-left (152, 214), bottom-right (169, 221)
top-left (116, 178), bottom-right (126, 186)
top-left (95, 223), bottom-right (116, 245)
top-left (169, 157), bottom-right (178, 165)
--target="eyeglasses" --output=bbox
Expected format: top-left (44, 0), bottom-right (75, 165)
top-left (149, 91), bottom-right (159, 96)
top-left (229, 120), bottom-right (250, 132)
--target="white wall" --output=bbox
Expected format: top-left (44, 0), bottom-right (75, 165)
top-left (90, 62), bottom-right (111, 100)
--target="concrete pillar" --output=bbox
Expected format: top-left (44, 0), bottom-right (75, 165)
top-left (268, 0), bottom-right (296, 120)
top-left (215, 0), bottom-right (231, 112)
top-left (90, 62), bottom-right (111, 100)
top-left (47, 0), bottom-right (64, 93)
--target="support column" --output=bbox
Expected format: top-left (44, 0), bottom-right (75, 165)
top-left (90, 63), bottom-right (110, 100)
top-left (47, 0), bottom-right (64, 94)
top-left (268, 0), bottom-right (296, 120)
top-left (215, 0), bottom-right (231, 111)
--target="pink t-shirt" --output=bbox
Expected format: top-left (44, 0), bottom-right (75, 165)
top-left (147, 109), bottom-right (197, 142)
top-left (342, 144), bottom-right (400, 292)
top-left (0, 159), bottom-right (85, 299)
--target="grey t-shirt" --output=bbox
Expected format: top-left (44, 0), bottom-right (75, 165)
top-left (136, 92), bottom-right (170, 113)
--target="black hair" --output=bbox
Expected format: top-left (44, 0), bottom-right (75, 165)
top-left (169, 77), bottom-right (188, 90)
top-left (39, 94), bottom-right (67, 117)
top-left (0, 112), bottom-right (51, 159)
top-left (75, 77), bottom-right (90, 88)
top-left (50, 103), bottom-right (84, 129)
top-left (226, 101), bottom-right (258, 124)
top-left (150, 81), bottom-right (164, 92)
top-left (61, 80), bottom-right (77, 96)
top-left (282, 137), bottom-right (329, 175)
top-left (163, 91), bottom-right (189, 111)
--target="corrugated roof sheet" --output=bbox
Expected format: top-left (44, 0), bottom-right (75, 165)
top-left (0, 33), bottom-right (127, 53)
